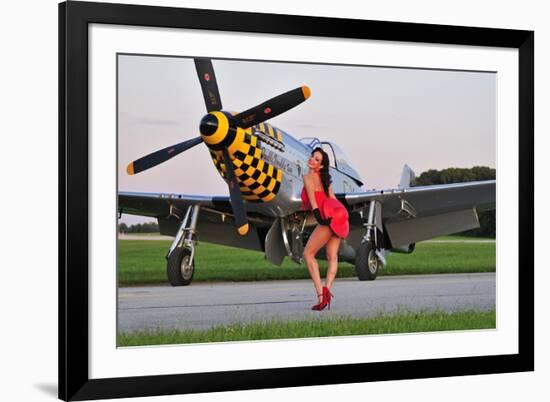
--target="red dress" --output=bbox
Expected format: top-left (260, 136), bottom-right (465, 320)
top-left (301, 187), bottom-right (349, 239)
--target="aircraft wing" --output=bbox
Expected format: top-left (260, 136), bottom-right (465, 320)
top-left (119, 191), bottom-right (233, 218)
top-left (339, 180), bottom-right (495, 247)
top-left (118, 191), bottom-right (270, 252)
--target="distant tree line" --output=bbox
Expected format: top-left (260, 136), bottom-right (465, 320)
top-left (118, 221), bottom-right (159, 233)
top-left (413, 166), bottom-right (495, 238)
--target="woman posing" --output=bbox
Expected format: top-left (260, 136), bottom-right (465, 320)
top-left (301, 147), bottom-right (349, 311)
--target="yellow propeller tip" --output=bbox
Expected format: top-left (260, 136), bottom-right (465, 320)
top-left (126, 163), bottom-right (135, 175)
top-left (238, 224), bottom-right (249, 236)
top-left (301, 86), bottom-right (311, 100)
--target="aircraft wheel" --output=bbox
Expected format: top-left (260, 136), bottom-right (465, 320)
top-left (355, 241), bottom-right (379, 281)
top-left (167, 247), bottom-right (195, 286)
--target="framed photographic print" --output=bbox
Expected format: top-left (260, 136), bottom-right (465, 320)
top-left (59, 1), bottom-right (534, 400)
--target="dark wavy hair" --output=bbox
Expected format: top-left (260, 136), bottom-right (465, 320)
top-left (312, 147), bottom-right (332, 196)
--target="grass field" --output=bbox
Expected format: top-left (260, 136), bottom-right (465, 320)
top-left (426, 235), bottom-right (495, 241)
top-left (118, 238), bottom-right (495, 285)
top-left (118, 309), bottom-right (496, 346)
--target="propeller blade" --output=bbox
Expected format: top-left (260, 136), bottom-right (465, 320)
top-left (194, 58), bottom-right (223, 112)
top-left (221, 148), bottom-right (249, 235)
top-left (126, 136), bottom-right (203, 175)
top-left (233, 86), bottom-right (311, 129)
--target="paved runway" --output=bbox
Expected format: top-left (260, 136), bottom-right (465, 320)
top-left (118, 273), bottom-right (495, 332)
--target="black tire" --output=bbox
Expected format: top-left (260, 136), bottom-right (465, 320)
top-left (354, 241), bottom-right (379, 281)
top-left (167, 247), bottom-right (195, 286)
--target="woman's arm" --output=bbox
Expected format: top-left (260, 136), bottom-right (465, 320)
top-left (303, 174), bottom-right (318, 210)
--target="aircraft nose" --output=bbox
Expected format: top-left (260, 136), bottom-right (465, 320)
top-left (199, 111), bottom-right (234, 150)
top-left (199, 113), bottom-right (218, 136)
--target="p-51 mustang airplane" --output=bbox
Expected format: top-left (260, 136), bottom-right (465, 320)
top-left (119, 58), bottom-right (495, 286)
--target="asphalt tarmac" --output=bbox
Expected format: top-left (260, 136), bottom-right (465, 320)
top-left (118, 273), bottom-right (495, 332)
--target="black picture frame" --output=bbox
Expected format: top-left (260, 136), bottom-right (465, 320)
top-left (59, 1), bottom-right (534, 400)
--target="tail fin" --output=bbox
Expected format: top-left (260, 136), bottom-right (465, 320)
top-left (398, 164), bottom-right (416, 188)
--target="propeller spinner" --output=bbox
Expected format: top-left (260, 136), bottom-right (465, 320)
top-left (126, 58), bottom-right (311, 235)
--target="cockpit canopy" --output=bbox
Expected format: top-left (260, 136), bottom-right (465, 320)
top-left (299, 137), bottom-right (363, 186)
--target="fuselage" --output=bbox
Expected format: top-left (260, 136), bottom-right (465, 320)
top-left (204, 119), bottom-right (364, 217)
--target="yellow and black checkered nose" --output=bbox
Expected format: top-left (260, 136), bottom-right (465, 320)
top-left (199, 111), bottom-right (236, 150)
top-left (209, 126), bottom-right (283, 204)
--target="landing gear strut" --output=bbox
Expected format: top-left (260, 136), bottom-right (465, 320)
top-left (355, 201), bottom-right (383, 281)
top-left (166, 205), bottom-right (200, 286)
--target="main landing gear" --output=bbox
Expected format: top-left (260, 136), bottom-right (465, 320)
top-left (166, 205), bottom-right (200, 286)
top-left (355, 200), bottom-right (385, 281)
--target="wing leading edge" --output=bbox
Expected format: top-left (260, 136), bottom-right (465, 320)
top-left (118, 192), bottom-right (268, 252)
top-left (118, 191), bottom-right (233, 218)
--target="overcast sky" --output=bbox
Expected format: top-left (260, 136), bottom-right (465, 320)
top-left (118, 55), bottom-right (496, 224)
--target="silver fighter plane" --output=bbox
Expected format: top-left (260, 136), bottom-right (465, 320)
top-left (119, 58), bottom-right (495, 286)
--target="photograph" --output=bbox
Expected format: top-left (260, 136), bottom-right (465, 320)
top-left (116, 55), bottom-right (497, 347)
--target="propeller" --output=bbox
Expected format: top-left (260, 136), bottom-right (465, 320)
top-left (127, 58), bottom-right (311, 235)
top-left (234, 86), bottom-right (310, 129)
top-left (197, 86), bottom-right (311, 148)
top-left (221, 148), bottom-right (249, 235)
top-left (194, 58), bottom-right (223, 112)
top-left (126, 137), bottom-right (203, 175)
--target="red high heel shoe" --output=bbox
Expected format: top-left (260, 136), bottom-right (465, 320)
top-left (323, 286), bottom-right (334, 310)
top-left (311, 292), bottom-right (325, 311)
top-left (311, 287), bottom-right (334, 311)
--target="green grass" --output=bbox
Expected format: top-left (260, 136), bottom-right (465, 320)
top-left (118, 309), bottom-right (496, 346)
top-left (383, 242), bottom-right (495, 276)
top-left (118, 240), bottom-right (495, 286)
top-left (119, 232), bottom-right (164, 237)
top-left (429, 235), bottom-right (495, 241)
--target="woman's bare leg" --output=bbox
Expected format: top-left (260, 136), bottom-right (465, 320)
top-left (303, 225), bottom-right (333, 301)
top-left (325, 235), bottom-right (341, 290)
